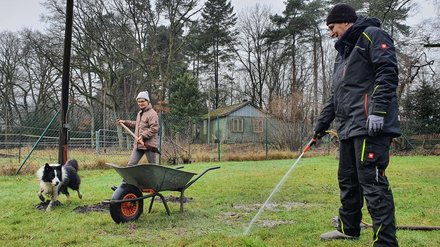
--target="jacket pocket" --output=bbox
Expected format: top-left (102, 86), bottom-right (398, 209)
top-left (359, 136), bottom-right (390, 185)
top-left (361, 136), bottom-right (390, 170)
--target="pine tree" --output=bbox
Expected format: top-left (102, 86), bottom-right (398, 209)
top-left (266, 0), bottom-right (325, 93)
top-left (169, 73), bottom-right (207, 117)
top-left (402, 81), bottom-right (440, 134)
top-left (169, 73), bottom-right (207, 134)
top-left (200, 0), bottom-right (237, 109)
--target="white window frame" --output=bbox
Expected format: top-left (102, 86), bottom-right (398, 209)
top-left (231, 118), bottom-right (244, 132)
top-left (252, 118), bottom-right (264, 133)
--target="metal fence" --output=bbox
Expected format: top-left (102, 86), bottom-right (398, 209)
top-left (1, 109), bottom-right (439, 171)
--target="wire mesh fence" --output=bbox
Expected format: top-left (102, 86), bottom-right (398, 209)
top-left (1, 107), bottom-right (439, 173)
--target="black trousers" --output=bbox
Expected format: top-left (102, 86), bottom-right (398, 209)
top-left (337, 135), bottom-right (398, 247)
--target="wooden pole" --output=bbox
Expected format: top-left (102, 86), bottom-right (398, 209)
top-left (58, 0), bottom-right (74, 165)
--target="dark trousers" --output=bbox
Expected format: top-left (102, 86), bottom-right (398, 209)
top-left (337, 135), bottom-right (398, 247)
top-left (127, 148), bottom-right (156, 166)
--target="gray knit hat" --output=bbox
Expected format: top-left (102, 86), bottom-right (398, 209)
top-left (136, 91), bottom-right (150, 101)
top-left (326, 3), bottom-right (358, 26)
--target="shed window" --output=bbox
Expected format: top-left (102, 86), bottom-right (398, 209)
top-left (252, 118), bottom-right (264, 133)
top-left (231, 118), bottom-right (243, 132)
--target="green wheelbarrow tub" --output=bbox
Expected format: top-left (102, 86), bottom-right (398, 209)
top-left (106, 163), bottom-right (198, 192)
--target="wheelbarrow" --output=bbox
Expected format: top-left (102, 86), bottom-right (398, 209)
top-left (103, 163), bottom-right (220, 223)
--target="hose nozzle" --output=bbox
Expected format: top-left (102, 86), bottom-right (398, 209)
top-left (303, 138), bottom-right (317, 153)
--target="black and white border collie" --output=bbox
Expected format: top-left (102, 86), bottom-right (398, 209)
top-left (36, 159), bottom-right (82, 211)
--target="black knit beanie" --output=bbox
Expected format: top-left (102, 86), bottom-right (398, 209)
top-left (326, 3), bottom-right (358, 26)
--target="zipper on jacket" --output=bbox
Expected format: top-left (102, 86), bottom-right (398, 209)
top-left (364, 94), bottom-right (368, 118)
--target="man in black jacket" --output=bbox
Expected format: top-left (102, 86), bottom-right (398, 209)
top-left (315, 4), bottom-right (400, 247)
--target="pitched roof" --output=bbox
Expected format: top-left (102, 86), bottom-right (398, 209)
top-left (202, 101), bottom-right (259, 119)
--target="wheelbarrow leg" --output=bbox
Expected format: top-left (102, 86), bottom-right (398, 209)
top-left (180, 190), bottom-right (185, 213)
top-left (148, 195), bottom-right (156, 213)
top-left (156, 193), bottom-right (171, 216)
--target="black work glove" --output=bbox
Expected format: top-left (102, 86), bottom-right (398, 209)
top-left (366, 115), bottom-right (384, 136)
top-left (313, 130), bottom-right (327, 140)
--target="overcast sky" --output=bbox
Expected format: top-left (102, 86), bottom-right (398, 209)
top-left (0, 0), bottom-right (437, 32)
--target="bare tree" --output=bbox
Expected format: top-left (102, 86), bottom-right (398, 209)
top-left (0, 32), bottom-right (25, 126)
top-left (235, 5), bottom-right (272, 108)
top-left (20, 30), bottom-right (63, 115)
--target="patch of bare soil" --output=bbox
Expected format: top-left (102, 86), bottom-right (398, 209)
top-left (73, 203), bottom-right (109, 213)
top-left (35, 200), bottom-right (62, 210)
top-left (259, 219), bottom-right (294, 228)
top-left (224, 212), bottom-right (240, 218)
top-left (70, 195), bottom-right (192, 214)
top-left (127, 222), bottom-right (137, 231)
top-left (232, 202), bottom-right (307, 212)
top-left (35, 200), bottom-right (110, 213)
top-left (221, 212), bottom-right (293, 228)
top-left (221, 202), bottom-right (306, 228)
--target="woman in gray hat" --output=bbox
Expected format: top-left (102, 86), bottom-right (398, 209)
top-left (117, 91), bottom-right (159, 165)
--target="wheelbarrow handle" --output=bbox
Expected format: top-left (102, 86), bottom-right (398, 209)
top-left (184, 166), bottom-right (220, 189)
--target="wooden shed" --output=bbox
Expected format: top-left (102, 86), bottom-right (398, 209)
top-left (195, 101), bottom-right (270, 144)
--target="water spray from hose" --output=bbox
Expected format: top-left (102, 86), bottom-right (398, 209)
top-left (243, 137), bottom-right (318, 235)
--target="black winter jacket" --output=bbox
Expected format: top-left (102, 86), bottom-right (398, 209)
top-left (314, 17), bottom-right (401, 140)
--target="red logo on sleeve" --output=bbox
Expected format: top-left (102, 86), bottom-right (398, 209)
top-left (380, 43), bottom-right (388, 49)
top-left (368, 152), bottom-right (375, 159)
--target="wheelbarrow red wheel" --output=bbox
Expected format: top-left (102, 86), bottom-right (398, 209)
top-left (110, 184), bottom-right (143, 223)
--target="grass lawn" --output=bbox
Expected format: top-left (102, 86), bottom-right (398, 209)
top-left (0, 155), bottom-right (438, 246)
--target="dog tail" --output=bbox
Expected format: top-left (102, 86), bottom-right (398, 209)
top-left (64, 159), bottom-right (79, 171)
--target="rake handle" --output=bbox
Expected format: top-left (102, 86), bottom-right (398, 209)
top-left (119, 122), bottom-right (138, 140)
top-left (119, 122), bottom-right (160, 154)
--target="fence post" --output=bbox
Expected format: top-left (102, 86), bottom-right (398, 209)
top-left (217, 116), bottom-right (220, 161)
top-left (327, 135), bottom-right (331, 155)
top-left (159, 111), bottom-right (163, 164)
top-left (19, 133), bottom-right (22, 163)
top-left (265, 117), bottom-right (268, 160)
top-left (95, 130), bottom-right (100, 157)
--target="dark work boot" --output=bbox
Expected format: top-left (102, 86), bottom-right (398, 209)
top-left (320, 230), bottom-right (359, 240)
